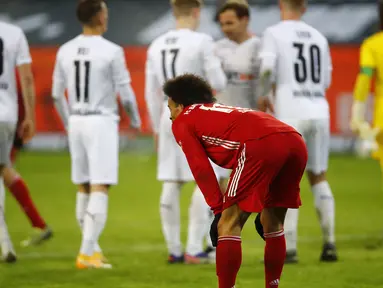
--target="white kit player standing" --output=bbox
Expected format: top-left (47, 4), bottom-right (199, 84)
top-left (215, 0), bottom-right (261, 186)
top-left (258, 0), bottom-right (337, 263)
top-left (52, 0), bottom-right (141, 269)
top-left (0, 21), bottom-right (36, 263)
top-left (145, 0), bottom-right (226, 264)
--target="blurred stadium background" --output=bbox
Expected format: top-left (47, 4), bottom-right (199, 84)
top-left (1, 1), bottom-right (383, 288)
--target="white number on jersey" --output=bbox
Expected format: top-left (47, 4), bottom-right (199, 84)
top-left (199, 103), bottom-right (251, 114)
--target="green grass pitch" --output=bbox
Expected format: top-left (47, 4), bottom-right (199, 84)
top-left (1, 152), bottom-right (383, 288)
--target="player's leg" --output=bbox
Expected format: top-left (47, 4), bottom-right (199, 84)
top-left (260, 132), bottom-right (307, 287)
top-left (0, 123), bottom-right (17, 262)
top-left (261, 207), bottom-right (288, 287)
top-left (281, 120), bottom-right (306, 263)
top-left (216, 204), bottom-right (250, 288)
top-left (306, 119), bottom-right (337, 262)
top-left (77, 116), bottom-right (117, 269)
top-left (185, 185), bottom-right (211, 264)
top-left (2, 167), bottom-right (53, 247)
top-left (158, 110), bottom-right (185, 263)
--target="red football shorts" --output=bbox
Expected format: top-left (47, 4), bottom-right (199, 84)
top-left (223, 132), bottom-right (308, 213)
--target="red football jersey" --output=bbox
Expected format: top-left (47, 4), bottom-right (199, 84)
top-left (172, 103), bottom-right (297, 213)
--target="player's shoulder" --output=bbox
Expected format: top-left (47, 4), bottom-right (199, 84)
top-left (0, 22), bottom-right (25, 41)
top-left (97, 36), bottom-right (122, 51)
top-left (362, 32), bottom-right (383, 49)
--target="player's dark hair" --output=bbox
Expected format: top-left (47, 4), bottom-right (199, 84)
top-left (76, 0), bottom-right (104, 25)
top-left (163, 74), bottom-right (216, 107)
top-left (216, 2), bottom-right (250, 21)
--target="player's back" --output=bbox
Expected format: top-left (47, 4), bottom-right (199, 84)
top-left (147, 29), bottom-right (213, 85)
top-left (175, 103), bottom-right (296, 168)
top-left (0, 22), bottom-right (30, 123)
top-left (264, 21), bottom-right (331, 120)
top-left (215, 37), bottom-right (261, 108)
top-left (56, 35), bottom-right (121, 116)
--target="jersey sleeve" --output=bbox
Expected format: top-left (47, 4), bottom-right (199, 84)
top-left (201, 36), bottom-right (227, 92)
top-left (172, 119), bottom-right (223, 214)
top-left (111, 47), bottom-right (131, 86)
top-left (258, 28), bottom-right (278, 80)
top-left (324, 41), bottom-right (332, 89)
top-left (16, 30), bottom-right (32, 66)
top-left (112, 47), bottom-right (141, 128)
top-left (145, 46), bottom-right (163, 134)
top-left (52, 48), bottom-right (66, 99)
top-left (353, 39), bottom-right (375, 102)
top-left (360, 39), bottom-right (376, 71)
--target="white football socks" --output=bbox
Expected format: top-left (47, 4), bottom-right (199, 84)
top-left (0, 178), bottom-right (15, 257)
top-left (205, 209), bottom-right (214, 248)
top-left (76, 192), bottom-right (103, 254)
top-left (284, 180), bottom-right (336, 253)
top-left (160, 182), bottom-right (182, 257)
top-left (284, 208), bottom-right (299, 252)
top-left (312, 181), bottom-right (335, 244)
top-left (79, 192), bottom-right (108, 256)
top-left (186, 186), bottom-right (209, 256)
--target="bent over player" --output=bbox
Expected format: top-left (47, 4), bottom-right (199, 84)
top-left (52, 0), bottom-right (141, 269)
top-left (165, 74), bottom-right (307, 288)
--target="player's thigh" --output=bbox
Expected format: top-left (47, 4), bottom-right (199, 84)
top-left (224, 137), bottom-right (286, 213)
top-left (68, 117), bottom-right (89, 184)
top-left (87, 116), bottom-right (119, 185)
top-left (0, 122), bottom-right (15, 166)
top-left (268, 133), bottom-right (307, 209)
top-left (305, 119), bottom-right (330, 175)
top-left (157, 110), bottom-right (192, 182)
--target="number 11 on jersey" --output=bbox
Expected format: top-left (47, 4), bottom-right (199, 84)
top-left (74, 60), bottom-right (91, 103)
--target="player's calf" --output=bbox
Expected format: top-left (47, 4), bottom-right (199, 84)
top-left (214, 205), bottom-right (249, 288)
top-left (261, 207), bottom-right (288, 288)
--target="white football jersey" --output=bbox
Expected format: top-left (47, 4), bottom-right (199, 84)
top-left (52, 35), bottom-right (131, 118)
top-left (215, 36), bottom-right (261, 108)
top-left (259, 20), bottom-right (332, 120)
top-left (145, 28), bottom-right (226, 133)
top-left (0, 22), bottom-right (32, 124)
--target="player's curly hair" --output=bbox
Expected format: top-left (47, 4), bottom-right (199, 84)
top-left (163, 74), bottom-right (216, 107)
top-left (76, 0), bottom-right (104, 25)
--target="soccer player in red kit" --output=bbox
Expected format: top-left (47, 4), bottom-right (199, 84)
top-left (164, 74), bottom-right (308, 288)
top-left (4, 74), bottom-right (52, 248)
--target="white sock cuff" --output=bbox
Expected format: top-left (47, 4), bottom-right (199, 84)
top-left (87, 192), bottom-right (108, 215)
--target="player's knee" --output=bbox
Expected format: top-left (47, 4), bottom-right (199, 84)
top-left (2, 167), bottom-right (19, 187)
top-left (261, 207), bottom-right (287, 234)
top-left (217, 215), bottom-right (241, 237)
top-left (307, 170), bottom-right (326, 186)
top-left (91, 184), bottom-right (109, 193)
top-left (78, 183), bottom-right (90, 193)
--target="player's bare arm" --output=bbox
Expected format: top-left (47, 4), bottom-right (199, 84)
top-left (17, 63), bottom-right (36, 143)
top-left (257, 69), bottom-right (275, 113)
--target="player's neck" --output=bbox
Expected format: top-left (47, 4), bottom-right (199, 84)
top-left (175, 17), bottom-right (197, 31)
top-left (82, 26), bottom-right (104, 36)
top-left (281, 10), bottom-right (302, 22)
top-left (233, 31), bottom-right (252, 44)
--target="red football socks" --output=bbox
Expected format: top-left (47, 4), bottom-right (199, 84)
top-left (8, 178), bottom-right (47, 229)
top-left (216, 236), bottom-right (242, 288)
top-left (264, 230), bottom-right (286, 288)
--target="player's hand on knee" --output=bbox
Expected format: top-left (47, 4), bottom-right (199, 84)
top-left (210, 213), bottom-right (221, 247)
top-left (254, 213), bottom-right (265, 241)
